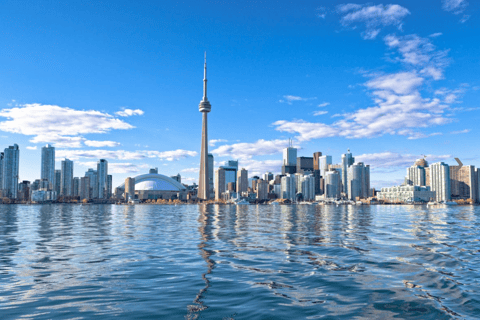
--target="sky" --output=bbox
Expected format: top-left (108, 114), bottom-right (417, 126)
top-left (0, 0), bottom-right (479, 189)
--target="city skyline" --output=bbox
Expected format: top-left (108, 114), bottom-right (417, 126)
top-left (0, 1), bottom-right (479, 189)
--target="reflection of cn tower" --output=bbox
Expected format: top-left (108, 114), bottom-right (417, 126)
top-left (187, 205), bottom-right (216, 318)
top-left (198, 53), bottom-right (211, 200)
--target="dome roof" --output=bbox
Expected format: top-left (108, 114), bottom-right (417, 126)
top-left (118, 173), bottom-right (186, 191)
top-left (414, 158), bottom-right (428, 167)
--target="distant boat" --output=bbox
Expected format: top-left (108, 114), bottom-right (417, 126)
top-left (235, 199), bottom-right (250, 205)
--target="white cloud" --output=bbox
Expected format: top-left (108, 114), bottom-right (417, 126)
top-left (209, 139), bottom-right (228, 147)
top-left (355, 152), bottom-right (451, 170)
top-left (318, 102), bottom-right (330, 107)
top-left (0, 104), bottom-right (135, 148)
top-left (56, 149), bottom-right (197, 161)
top-left (429, 32), bottom-right (443, 38)
top-left (115, 108), bottom-right (144, 117)
top-left (313, 111), bottom-right (328, 116)
top-left (181, 167), bottom-right (199, 173)
top-left (77, 162), bottom-right (150, 174)
top-left (407, 132), bottom-right (443, 140)
top-left (450, 129), bottom-right (470, 134)
top-left (338, 4), bottom-right (410, 39)
top-left (460, 15), bottom-right (470, 23)
top-left (212, 139), bottom-right (291, 159)
top-left (316, 7), bottom-right (327, 19)
top-left (384, 34), bottom-right (449, 80)
top-left (442, 0), bottom-right (468, 14)
top-left (279, 95), bottom-right (316, 104)
top-left (84, 140), bottom-right (121, 147)
top-left (26, 146), bottom-right (37, 150)
top-left (238, 159), bottom-right (283, 177)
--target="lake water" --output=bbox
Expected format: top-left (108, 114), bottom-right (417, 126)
top-left (0, 204), bottom-right (479, 319)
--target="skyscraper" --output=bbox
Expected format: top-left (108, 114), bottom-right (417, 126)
top-left (430, 162), bottom-right (451, 202)
top-left (2, 144), bottom-right (20, 199)
top-left (237, 168), bottom-right (248, 195)
top-left (208, 153), bottom-right (214, 199)
top-left (319, 155), bottom-right (332, 177)
top-left (313, 152), bottom-right (322, 170)
top-left (215, 167), bottom-right (225, 201)
top-left (97, 159), bottom-right (108, 199)
top-left (61, 159), bottom-right (74, 196)
top-left (341, 150), bottom-right (355, 194)
top-left (41, 144), bottom-right (55, 190)
top-left (198, 53), bottom-right (211, 200)
top-left (54, 170), bottom-right (61, 195)
top-left (282, 143), bottom-right (297, 174)
top-left (85, 168), bottom-right (98, 199)
top-left (347, 162), bottom-right (370, 200)
top-left (0, 152), bottom-right (4, 193)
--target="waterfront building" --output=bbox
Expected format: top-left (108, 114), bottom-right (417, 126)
top-left (85, 169), bottom-right (98, 199)
top-left (325, 171), bottom-right (341, 200)
top-left (18, 180), bottom-right (30, 201)
top-left (296, 156), bottom-right (313, 174)
top-left (73, 177), bottom-right (80, 197)
top-left (2, 144), bottom-right (20, 199)
top-left (54, 170), bottom-right (61, 195)
top-left (237, 168), bottom-right (248, 195)
top-left (61, 159), bottom-right (74, 196)
top-left (220, 160), bottom-right (238, 192)
top-left (377, 185), bottom-right (435, 203)
top-left (319, 155), bottom-right (332, 177)
top-left (406, 165), bottom-right (426, 186)
top-left (80, 177), bottom-right (90, 200)
top-left (215, 167), bottom-right (226, 201)
top-left (41, 144), bottom-right (55, 190)
top-left (125, 177), bottom-right (135, 200)
top-left (107, 175), bottom-right (112, 199)
top-left (341, 150), bottom-right (355, 194)
top-left (198, 53), bottom-right (212, 200)
top-left (0, 152), bottom-right (3, 195)
top-left (347, 162), bottom-right (370, 200)
top-left (313, 169), bottom-right (321, 195)
top-left (97, 159), bottom-right (108, 199)
top-left (273, 184), bottom-right (282, 198)
top-left (449, 159), bottom-right (477, 202)
top-left (116, 172), bottom-right (187, 201)
top-left (297, 174), bottom-right (315, 201)
top-left (430, 162), bottom-right (451, 202)
top-left (256, 179), bottom-right (268, 200)
top-left (281, 174), bottom-right (296, 201)
top-left (208, 153), bottom-right (214, 199)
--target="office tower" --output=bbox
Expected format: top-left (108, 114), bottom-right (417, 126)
top-left (341, 150), bottom-right (355, 194)
top-left (198, 53), bottom-right (212, 200)
top-left (149, 168), bottom-right (158, 174)
top-left (281, 174), bottom-right (296, 201)
top-left (313, 152), bottom-right (322, 170)
top-left (251, 176), bottom-right (259, 193)
top-left (85, 168), bottom-right (98, 199)
top-left (107, 175), bottom-right (112, 199)
top-left (347, 162), bottom-right (370, 200)
top-left (313, 169), bottom-right (321, 195)
top-left (96, 159), bottom-right (108, 199)
top-left (263, 172), bottom-right (274, 182)
top-left (80, 177), bottom-right (90, 200)
top-left (2, 144), bottom-right (20, 199)
top-left (54, 170), bottom-right (61, 195)
top-left (256, 179), bottom-right (268, 200)
top-left (319, 155), bottom-right (332, 177)
top-left (61, 159), bottom-right (74, 196)
top-left (237, 168), bottom-right (248, 194)
top-left (297, 174), bottom-right (315, 201)
top-left (41, 144), bottom-right (55, 190)
top-left (125, 177), bottom-right (135, 200)
top-left (227, 182), bottom-right (236, 191)
top-left (171, 174), bottom-right (181, 183)
top-left (430, 162), bottom-right (451, 202)
top-left (449, 158), bottom-right (477, 202)
top-left (215, 167), bottom-right (226, 201)
top-left (282, 144), bottom-right (297, 175)
top-left (406, 165), bottom-right (426, 186)
top-left (219, 160), bottom-right (237, 191)
top-left (18, 180), bottom-right (30, 201)
top-left (274, 174), bottom-right (284, 185)
top-left (208, 153), bottom-right (214, 198)
top-left (296, 157), bottom-right (314, 174)
top-left (477, 168), bottom-right (480, 202)
top-left (325, 171), bottom-right (341, 199)
top-left (73, 177), bottom-right (80, 197)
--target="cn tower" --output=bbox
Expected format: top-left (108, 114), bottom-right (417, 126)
top-left (198, 53), bottom-right (211, 200)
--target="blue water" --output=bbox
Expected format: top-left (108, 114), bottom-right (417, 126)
top-left (0, 204), bottom-right (479, 319)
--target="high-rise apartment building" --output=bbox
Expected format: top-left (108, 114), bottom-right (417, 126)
top-left (406, 165), bottom-right (426, 186)
top-left (341, 150), bottom-right (355, 194)
top-left (297, 174), bottom-right (315, 201)
top-left (0, 152), bottom-right (4, 194)
top-left (125, 177), bottom-right (135, 200)
top-left (73, 177), bottom-right (80, 197)
top-left (80, 176), bottom-right (90, 200)
top-left (61, 159), bottom-right (74, 196)
top-left (448, 159), bottom-right (477, 202)
top-left (97, 159), bottom-right (108, 199)
top-left (281, 174), bottom-right (296, 201)
top-left (208, 153), bottom-right (214, 199)
top-left (325, 171), bottom-right (341, 199)
top-left (347, 162), bottom-right (370, 200)
top-left (54, 170), bottom-right (61, 195)
top-left (85, 169), bottom-right (98, 199)
top-left (256, 179), bottom-right (268, 200)
top-left (2, 144), bottom-right (20, 199)
top-left (215, 168), bottom-right (226, 201)
top-left (430, 162), bottom-right (451, 202)
top-left (107, 174), bottom-right (112, 199)
top-left (237, 168), bottom-right (248, 194)
top-left (41, 144), bottom-right (55, 190)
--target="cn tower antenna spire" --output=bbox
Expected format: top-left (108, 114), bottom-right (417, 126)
top-left (203, 51), bottom-right (208, 100)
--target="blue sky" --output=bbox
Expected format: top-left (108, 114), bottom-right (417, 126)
top-left (0, 0), bottom-right (479, 188)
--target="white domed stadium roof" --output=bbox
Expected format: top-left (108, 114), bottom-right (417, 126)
top-left (118, 173), bottom-right (186, 191)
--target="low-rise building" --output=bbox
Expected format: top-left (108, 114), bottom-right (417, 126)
top-left (377, 185), bottom-right (435, 203)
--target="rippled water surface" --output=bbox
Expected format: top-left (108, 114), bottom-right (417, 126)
top-left (1, 204), bottom-right (480, 319)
